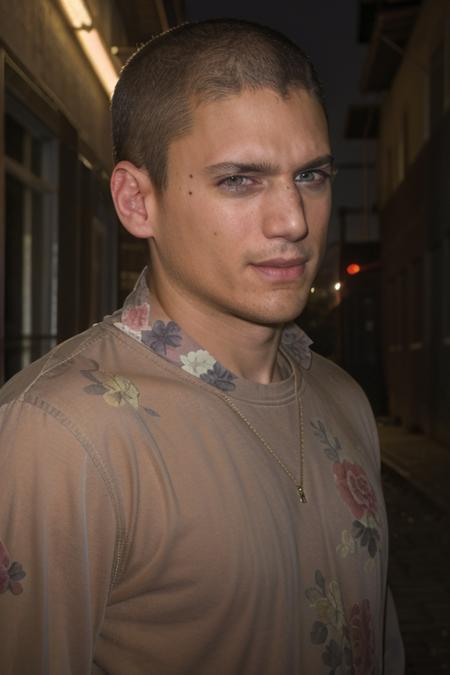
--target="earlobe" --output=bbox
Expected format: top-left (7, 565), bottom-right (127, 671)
top-left (110, 161), bottom-right (155, 239)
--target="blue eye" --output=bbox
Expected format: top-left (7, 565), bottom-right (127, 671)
top-left (299, 170), bottom-right (318, 182)
top-left (219, 175), bottom-right (254, 191)
top-left (295, 169), bottom-right (332, 188)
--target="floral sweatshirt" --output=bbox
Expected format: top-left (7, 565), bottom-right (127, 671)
top-left (0, 270), bottom-right (404, 674)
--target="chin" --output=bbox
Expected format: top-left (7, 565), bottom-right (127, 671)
top-left (239, 297), bottom-right (309, 327)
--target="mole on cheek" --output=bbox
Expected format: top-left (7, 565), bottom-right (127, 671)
top-left (189, 174), bottom-right (193, 178)
top-left (188, 191), bottom-right (193, 196)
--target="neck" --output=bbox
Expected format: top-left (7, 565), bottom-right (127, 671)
top-left (150, 279), bottom-right (284, 385)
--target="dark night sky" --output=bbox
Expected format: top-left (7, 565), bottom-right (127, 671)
top-left (185, 0), bottom-right (376, 243)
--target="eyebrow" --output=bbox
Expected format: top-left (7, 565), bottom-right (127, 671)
top-left (203, 154), bottom-right (335, 177)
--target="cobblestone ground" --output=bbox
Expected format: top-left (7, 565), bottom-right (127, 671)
top-left (382, 466), bottom-right (450, 674)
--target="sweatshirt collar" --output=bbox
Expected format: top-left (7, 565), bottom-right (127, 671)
top-left (114, 268), bottom-right (312, 392)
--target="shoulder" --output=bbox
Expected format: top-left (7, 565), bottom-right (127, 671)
top-left (308, 350), bottom-right (366, 398)
top-left (0, 322), bottom-right (108, 406)
top-left (0, 322), bottom-right (120, 470)
top-left (0, 327), bottom-right (121, 553)
top-left (0, 317), bottom-right (161, 413)
top-left (305, 350), bottom-right (380, 459)
top-left (0, 320), bottom-right (160, 467)
top-left (307, 348), bottom-right (373, 416)
top-left (0, 317), bottom-right (184, 474)
top-left (281, 324), bottom-right (375, 428)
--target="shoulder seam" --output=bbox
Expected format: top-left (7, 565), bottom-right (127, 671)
top-left (20, 330), bottom-right (108, 399)
top-left (19, 395), bottom-right (127, 592)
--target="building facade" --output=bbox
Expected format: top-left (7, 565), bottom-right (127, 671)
top-left (0, 0), bottom-right (184, 382)
top-left (361, 0), bottom-right (450, 445)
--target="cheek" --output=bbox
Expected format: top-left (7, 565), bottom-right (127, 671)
top-left (310, 191), bottom-right (332, 221)
top-left (307, 197), bottom-right (331, 239)
top-left (160, 204), bottom-right (224, 265)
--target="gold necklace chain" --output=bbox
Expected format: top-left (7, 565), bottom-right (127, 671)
top-left (220, 365), bottom-right (307, 504)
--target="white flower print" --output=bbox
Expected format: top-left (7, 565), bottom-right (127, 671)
top-left (180, 349), bottom-right (216, 377)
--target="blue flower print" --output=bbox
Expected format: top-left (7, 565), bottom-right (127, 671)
top-left (141, 320), bottom-right (183, 355)
top-left (200, 362), bottom-right (237, 392)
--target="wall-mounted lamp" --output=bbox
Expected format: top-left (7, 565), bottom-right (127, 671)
top-left (59, 0), bottom-right (119, 97)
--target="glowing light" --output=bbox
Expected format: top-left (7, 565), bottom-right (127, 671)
top-left (77, 29), bottom-right (119, 97)
top-left (346, 263), bottom-right (361, 276)
top-left (60, 0), bottom-right (92, 29)
top-left (310, 287), bottom-right (315, 294)
top-left (59, 0), bottom-right (119, 97)
top-left (334, 282), bottom-right (342, 291)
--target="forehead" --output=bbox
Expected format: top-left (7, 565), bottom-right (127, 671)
top-left (169, 87), bottom-right (330, 171)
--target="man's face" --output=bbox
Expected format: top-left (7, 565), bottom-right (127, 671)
top-left (150, 87), bottom-right (332, 327)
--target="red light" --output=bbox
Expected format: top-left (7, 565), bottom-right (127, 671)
top-left (346, 263), bottom-right (361, 276)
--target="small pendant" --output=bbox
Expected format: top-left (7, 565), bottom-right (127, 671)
top-left (297, 485), bottom-right (307, 503)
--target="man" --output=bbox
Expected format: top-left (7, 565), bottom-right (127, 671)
top-left (0, 19), bottom-right (404, 674)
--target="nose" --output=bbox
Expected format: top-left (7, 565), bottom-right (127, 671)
top-left (261, 181), bottom-right (309, 242)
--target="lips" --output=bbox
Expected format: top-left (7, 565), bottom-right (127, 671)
top-left (251, 257), bottom-right (307, 281)
top-left (254, 257), bottom-right (306, 268)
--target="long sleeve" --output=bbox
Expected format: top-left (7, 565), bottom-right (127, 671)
top-left (0, 398), bottom-right (117, 674)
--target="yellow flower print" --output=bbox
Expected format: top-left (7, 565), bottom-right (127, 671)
top-left (337, 528), bottom-right (356, 558)
top-left (306, 574), bottom-right (345, 632)
top-left (101, 375), bottom-right (140, 408)
top-left (306, 569), bottom-right (376, 673)
top-left (80, 360), bottom-right (159, 417)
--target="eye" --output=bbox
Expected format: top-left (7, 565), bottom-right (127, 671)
top-left (218, 175), bottom-right (255, 192)
top-left (295, 167), bottom-right (335, 190)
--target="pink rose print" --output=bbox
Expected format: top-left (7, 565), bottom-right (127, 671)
top-left (333, 460), bottom-right (378, 519)
top-left (350, 599), bottom-right (375, 675)
top-left (0, 540), bottom-right (26, 596)
top-left (122, 302), bottom-right (150, 330)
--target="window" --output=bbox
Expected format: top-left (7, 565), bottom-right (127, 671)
top-left (4, 95), bottom-right (58, 379)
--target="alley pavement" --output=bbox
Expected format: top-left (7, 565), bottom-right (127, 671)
top-left (379, 423), bottom-right (450, 673)
top-left (378, 423), bottom-right (450, 515)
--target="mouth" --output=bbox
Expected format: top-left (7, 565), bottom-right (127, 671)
top-left (250, 257), bottom-right (308, 281)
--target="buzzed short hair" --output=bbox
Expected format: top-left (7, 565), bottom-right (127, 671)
top-left (111, 19), bottom-right (326, 191)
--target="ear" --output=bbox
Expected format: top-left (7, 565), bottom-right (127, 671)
top-left (110, 161), bottom-right (156, 238)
